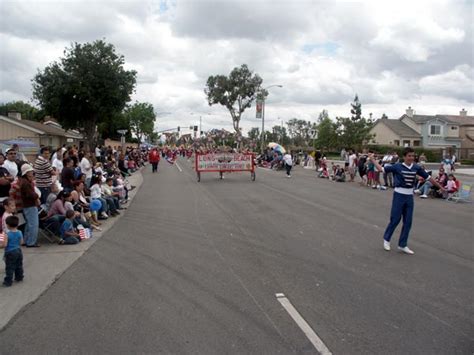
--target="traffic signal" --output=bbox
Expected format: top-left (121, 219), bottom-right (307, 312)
top-left (177, 126), bottom-right (180, 132)
top-left (194, 126), bottom-right (198, 131)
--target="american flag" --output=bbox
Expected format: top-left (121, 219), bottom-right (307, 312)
top-left (79, 228), bottom-right (91, 240)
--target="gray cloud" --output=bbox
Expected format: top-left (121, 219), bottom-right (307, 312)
top-left (0, 0), bottom-right (472, 131)
top-left (170, 0), bottom-right (316, 41)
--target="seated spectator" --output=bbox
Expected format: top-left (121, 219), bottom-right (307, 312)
top-left (414, 164), bottom-right (432, 191)
top-left (127, 159), bottom-right (137, 172)
top-left (71, 181), bottom-right (101, 228)
top-left (44, 191), bottom-right (68, 235)
top-left (90, 175), bottom-right (109, 219)
top-left (62, 192), bottom-right (96, 231)
top-left (44, 182), bottom-right (61, 213)
top-left (59, 210), bottom-right (81, 245)
top-left (102, 178), bottom-right (121, 216)
top-left (444, 174), bottom-right (460, 199)
top-left (417, 167), bottom-right (448, 198)
top-left (330, 163), bottom-right (337, 178)
top-left (118, 154), bottom-right (129, 176)
top-left (76, 173), bottom-right (90, 196)
top-left (334, 166), bottom-right (346, 182)
top-left (318, 162), bottom-right (330, 179)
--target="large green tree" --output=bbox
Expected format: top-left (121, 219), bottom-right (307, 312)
top-left (336, 94), bottom-right (374, 149)
top-left (286, 118), bottom-right (313, 147)
top-left (124, 102), bottom-right (156, 144)
top-left (317, 109), bottom-right (329, 123)
top-left (32, 40), bottom-right (137, 150)
top-left (247, 127), bottom-right (260, 141)
top-left (271, 125), bottom-right (290, 145)
top-left (205, 64), bottom-right (264, 138)
top-left (350, 94), bottom-right (362, 121)
top-left (315, 116), bottom-right (338, 150)
top-left (97, 112), bottom-right (130, 141)
top-left (0, 101), bottom-right (43, 121)
top-left (335, 116), bottom-right (374, 149)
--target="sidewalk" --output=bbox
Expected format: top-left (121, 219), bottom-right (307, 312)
top-left (0, 169), bottom-right (144, 331)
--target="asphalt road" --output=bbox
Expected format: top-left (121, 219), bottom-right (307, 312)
top-left (1, 159), bottom-right (473, 354)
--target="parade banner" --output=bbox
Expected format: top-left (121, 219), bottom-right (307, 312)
top-left (256, 99), bottom-right (263, 119)
top-left (196, 153), bottom-right (254, 172)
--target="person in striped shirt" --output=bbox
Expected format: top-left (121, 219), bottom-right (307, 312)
top-left (33, 147), bottom-right (56, 205)
top-left (369, 147), bottom-right (445, 255)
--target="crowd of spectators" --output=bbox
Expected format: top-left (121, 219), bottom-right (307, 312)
top-left (255, 146), bottom-right (464, 199)
top-left (0, 144), bottom-right (144, 249)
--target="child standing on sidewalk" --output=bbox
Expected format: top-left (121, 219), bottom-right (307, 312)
top-left (1, 198), bottom-right (16, 234)
top-left (1, 215), bottom-right (24, 287)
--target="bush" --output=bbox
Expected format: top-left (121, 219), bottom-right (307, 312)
top-left (460, 159), bottom-right (474, 165)
top-left (366, 144), bottom-right (442, 162)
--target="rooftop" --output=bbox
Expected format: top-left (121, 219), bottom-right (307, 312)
top-left (376, 118), bottom-right (420, 137)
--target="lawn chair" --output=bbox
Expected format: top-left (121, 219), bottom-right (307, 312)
top-left (38, 208), bottom-right (61, 243)
top-left (446, 184), bottom-right (472, 203)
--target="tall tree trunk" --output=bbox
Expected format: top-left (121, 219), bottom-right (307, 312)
top-left (82, 116), bottom-right (98, 152)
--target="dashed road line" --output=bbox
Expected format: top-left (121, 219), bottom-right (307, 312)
top-left (276, 293), bottom-right (332, 355)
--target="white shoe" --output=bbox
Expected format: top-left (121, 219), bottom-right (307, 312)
top-left (398, 246), bottom-right (415, 255)
top-left (287, 175), bottom-right (291, 178)
top-left (383, 240), bottom-right (391, 251)
top-left (420, 194), bottom-right (428, 199)
top-left (414, 189), bottom-right (421, 194)
top-left (101, 212), bottom-right (108, 218)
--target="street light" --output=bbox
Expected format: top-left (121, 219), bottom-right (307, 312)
top-left (260, 84), bottom-right (283, 154)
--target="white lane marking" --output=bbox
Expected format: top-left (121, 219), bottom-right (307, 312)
top-left (276, 293), bottom-right (332, 355)
top-left (175, 161), bottom-right (183, 172)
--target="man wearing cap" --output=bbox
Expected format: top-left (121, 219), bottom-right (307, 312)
top-left (3, 149), bottom-right (19, 179)
top-left (33, 147), bottom-right (55, 205)
top-left (19, 164), bottom-right (40, 247)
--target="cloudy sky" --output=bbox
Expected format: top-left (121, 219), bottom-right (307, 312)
top-left (1, 0), bottom-right (473, 134)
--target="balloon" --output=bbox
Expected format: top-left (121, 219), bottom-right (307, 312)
top-left (90, 199), bottom-right (102, 212)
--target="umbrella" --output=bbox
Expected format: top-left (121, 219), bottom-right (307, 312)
top-left (1, 139), bottom-right (38, 148)
top-left (267, 142), bottom-right (286, 154)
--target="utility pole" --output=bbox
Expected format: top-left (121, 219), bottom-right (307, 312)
top-left (259, 84), bottom-right (283, 154)
top-left (261, 100), bottom-right (265, 154)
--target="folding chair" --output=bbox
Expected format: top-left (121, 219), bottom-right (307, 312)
top-left (38, 208), bottom-right (61, 243)
top-left (446, 184), bottom-right (472, 203)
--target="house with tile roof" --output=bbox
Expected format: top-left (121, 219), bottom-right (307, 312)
top-left (370, 107), bottom-right (473, 158)
top-left (370, 114), bottom-right (422, 147)
top-left (0, 112), bottom-right (83, 155)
